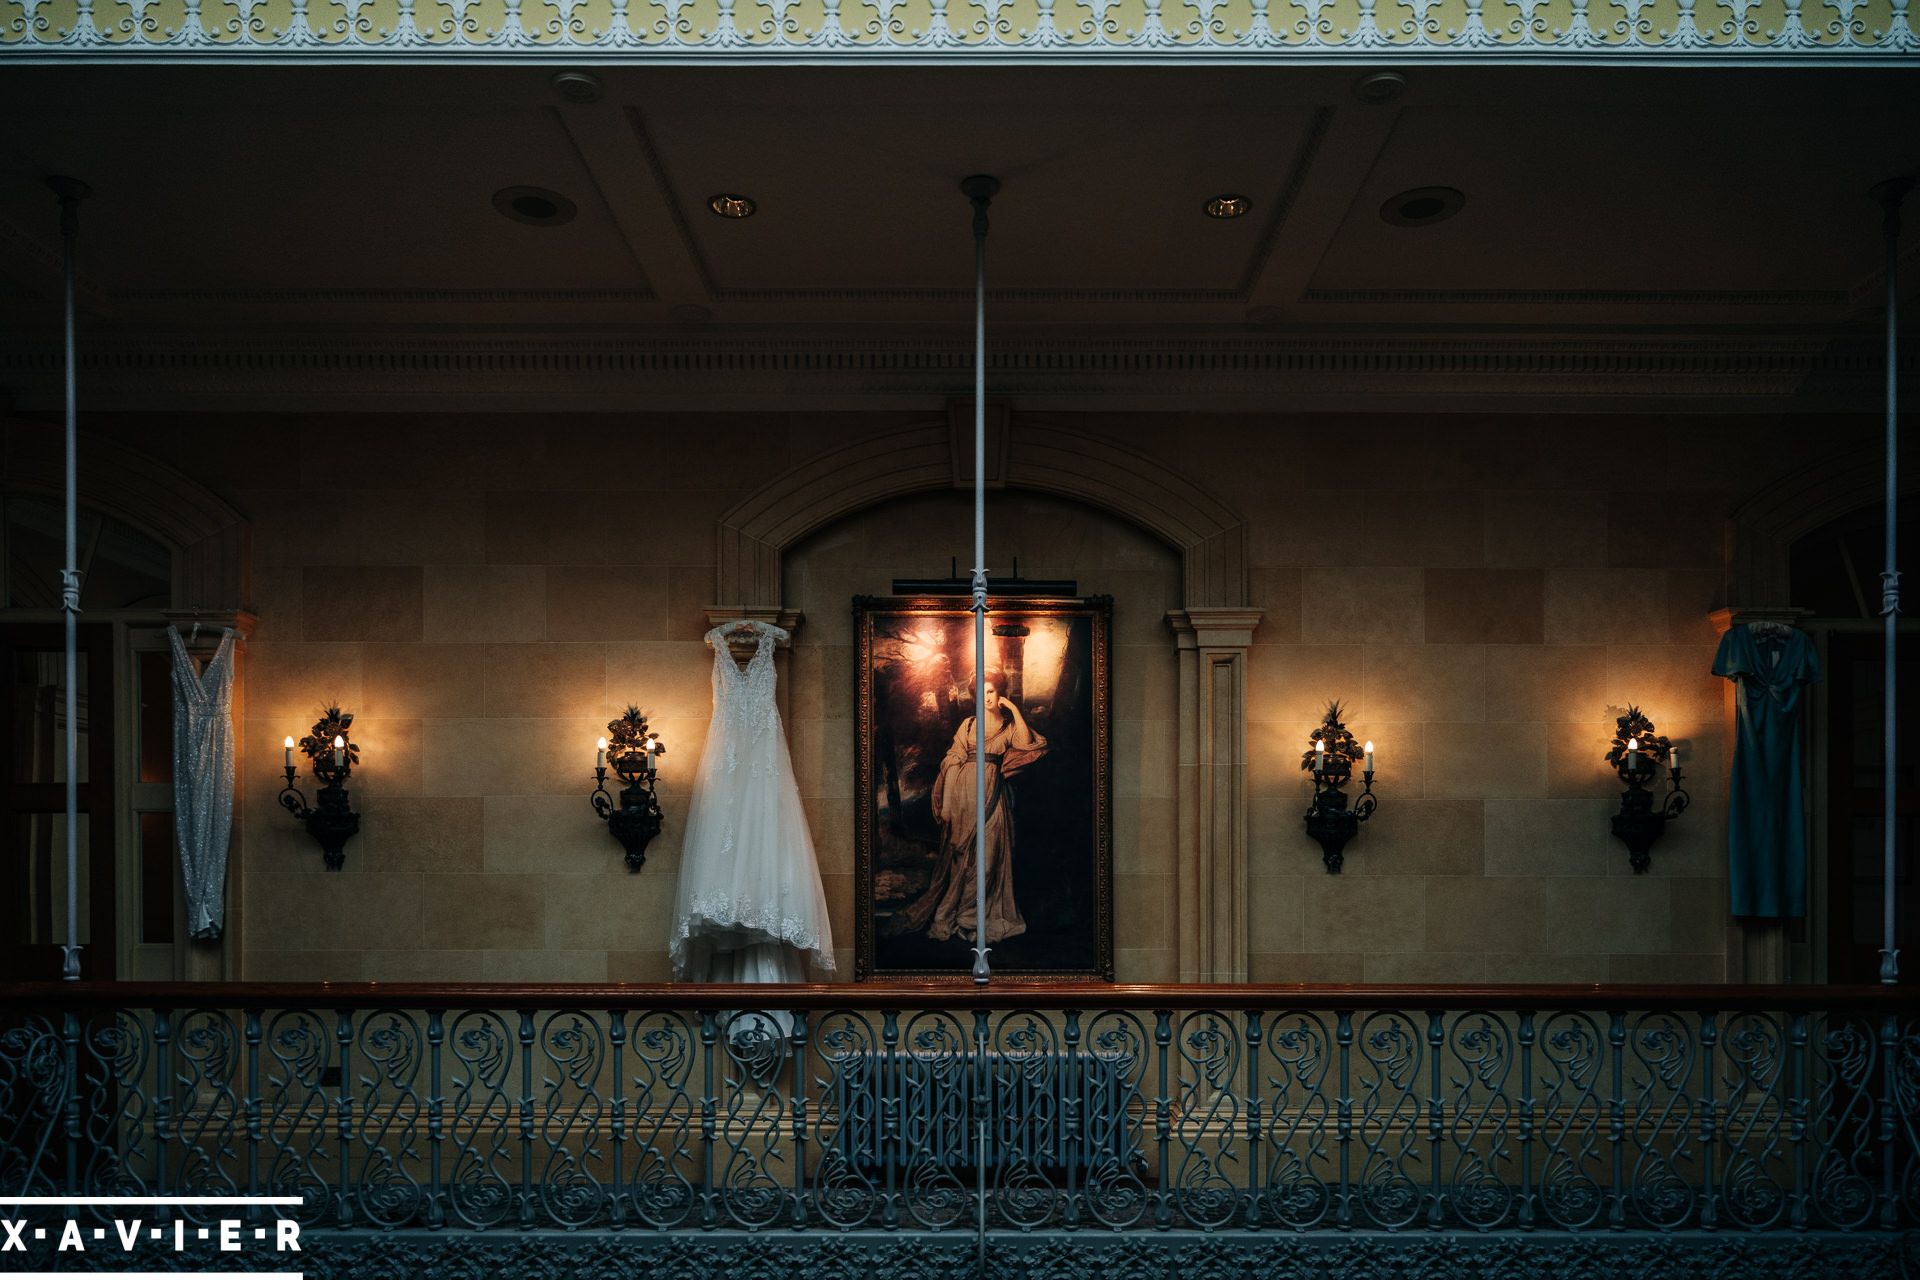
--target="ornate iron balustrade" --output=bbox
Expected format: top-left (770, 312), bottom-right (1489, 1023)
top-left (1, 981), bottom-right (1917, 1278)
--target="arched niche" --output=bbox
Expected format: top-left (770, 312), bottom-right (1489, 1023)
top-left (1, 417), bottom-right (252, 981)
top-left (1729, 444), bottom-right (1916, 611)
top-left (711, 412), bottom-right (1261, 982)
top-left (0, 418), bottom-right (251, 612)
top-left (714, 416), bottom-right (1248, 613)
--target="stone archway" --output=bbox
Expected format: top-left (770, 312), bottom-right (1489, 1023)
top-left (1723, 443), bottom-right (1914, 982)
top-left (1728, 444), bottom-right (1916, 612)
top-left (712, 411), bottom-right (1261, 981)
top-left (0, 419), bottom-right (251, 613)
top-left (1, 418), bottom-right (253, 980)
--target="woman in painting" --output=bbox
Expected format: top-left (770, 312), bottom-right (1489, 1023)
top-left (894, 671), bottom-right (1048, 945)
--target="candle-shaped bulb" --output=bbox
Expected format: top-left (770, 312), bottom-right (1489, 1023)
top-left (1627, 737), bottom-right (1639, 751)
top-left (332, 734), bottom-right (346, 769)
top-left (1314, 738), bottom-right (1327, 773)
top-left (1668, 746), bottom-right (1679, 770)
top-left (1364, 740), bottom-right (1375, 771)
top-left (283, 736), bottom-right (295, 769)
top-left (596, 737), bottom-right (607, 769)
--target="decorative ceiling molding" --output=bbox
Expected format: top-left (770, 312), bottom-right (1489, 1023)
top-left (0, 326), bottom-right (1905, 409)
top-left (113, 287), bottom-right (661, 303)
top-left (1300, 287), bottom-right (1852, 306)
top-left (621, 104), bottom-right (722, 298)
top-left (4, 0), bottom-right (1914, 60)
top-left (1235, 107), bottom-right (1333, 296)
top-left (693, 107), bottom-right (1331, 305)
top-left (709, 286), bottom-right (1247, 302)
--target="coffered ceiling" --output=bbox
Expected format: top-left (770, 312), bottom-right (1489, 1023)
top-left (0, 63), bottom-right (1915, 409)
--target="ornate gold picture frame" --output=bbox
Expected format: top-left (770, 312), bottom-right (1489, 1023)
top-left (853, 595), bottom-right (1114, 982)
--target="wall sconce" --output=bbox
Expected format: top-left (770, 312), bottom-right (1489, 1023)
top-left (1300, 700), bottom-right (1378, 874)
top-left (279, 705), bottom-right (360, 871)
top-left (592, 705), bottom-right (666, 871)
top-left (1607, 705), bottom-right (1690, 873)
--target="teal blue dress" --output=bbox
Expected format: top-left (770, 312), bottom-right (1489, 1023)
top-left (1712, 624), bottom-right (1820, 918)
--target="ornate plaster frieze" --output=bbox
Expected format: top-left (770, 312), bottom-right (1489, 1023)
top-left (2, 0), bottom-right (1913, 58)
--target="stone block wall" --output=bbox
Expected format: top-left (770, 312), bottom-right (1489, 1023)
top-left (54, 408), bottom-right (1861, 985)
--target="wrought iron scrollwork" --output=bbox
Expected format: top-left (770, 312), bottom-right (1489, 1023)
top-left (1262, 1010), bottom-right (1333, 1230)
top-left (2, 988), bottom-right (1918, 1264)
top-left (626, 1010), bottom-right (698, 1228)
top-left (1353, 1011), bottom-right (1423, 1229)
top-left (444, 1010), bottom-right (515, 1229)
top-left (1171, 1010), bottom-right (1242, 1228)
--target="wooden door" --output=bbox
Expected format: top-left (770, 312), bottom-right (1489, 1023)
top-left (0, 622), bottom-right (117, 980)
top-left (1824, 633), bottom-right (1919, 984)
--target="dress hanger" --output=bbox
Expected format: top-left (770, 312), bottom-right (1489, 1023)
top-left (710, 618), bottom-right (788, 644)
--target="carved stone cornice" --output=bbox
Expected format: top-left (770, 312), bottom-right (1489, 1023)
top-left (1166, 607), bottom-right (1265, 650)
top-left (0, 327), bottom-right (1904, 411)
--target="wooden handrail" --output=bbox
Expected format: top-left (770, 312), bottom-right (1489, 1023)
top-left (1, 981), bottom-right (1914, 1012)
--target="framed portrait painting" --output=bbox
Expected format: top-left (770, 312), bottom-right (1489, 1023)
top-left (853, 595), bottom-right (1113, 982)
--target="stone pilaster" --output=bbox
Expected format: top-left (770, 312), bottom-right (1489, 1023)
top-left (1167, 607), bottom-right (1262, 984)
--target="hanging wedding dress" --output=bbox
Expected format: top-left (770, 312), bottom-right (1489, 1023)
top-left (670, 621), bottom-right (833, 985)
top-left (168, 625), bottom-right (235, 941)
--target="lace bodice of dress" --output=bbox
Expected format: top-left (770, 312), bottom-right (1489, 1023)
top-left (706, 624), bottom-right (781, 773)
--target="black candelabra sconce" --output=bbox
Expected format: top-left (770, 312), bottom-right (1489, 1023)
top-left (592, 705), bottom-right (666, 871)
top-left (1301, 700), bottom-right (1379, 874)
top-left (1606, 705), bottom-right (1690, 873)
top-left (279, 705), bottom-right (361, 871)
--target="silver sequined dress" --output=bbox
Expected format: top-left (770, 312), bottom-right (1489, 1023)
top-left (169, 626), bottom-right (235, 941)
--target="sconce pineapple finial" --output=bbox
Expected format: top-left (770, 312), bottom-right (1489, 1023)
top-left (1607, 704), bottom-right (1689, 873)
top-left (1301, 700), bottom-right (1378, 874)
top-left (592, 705), bottom-right (666, 871)
top-left (279, 704), bottom-right (361, 870)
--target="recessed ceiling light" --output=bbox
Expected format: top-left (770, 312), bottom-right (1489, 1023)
top-left (1380, 186), bottom-right (1465, 228)
top-left (708, 194), bottom-right (756, 219)
top-left (1355, 71), bottom-right (1407, 105)
top-left (492, 186), bottom-right (577, 227)
top-left (1205, 194), bottom-right (1252, 220)
top-left (550, 71), bottom-right (603, 104)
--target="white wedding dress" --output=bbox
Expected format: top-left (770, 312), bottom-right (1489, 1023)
top-left (670, 622), bottom-right (833, 984)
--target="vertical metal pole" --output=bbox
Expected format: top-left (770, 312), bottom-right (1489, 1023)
top-left (47, 176), bottom-right (89, 983)
top-left (962, 175), bottom-right (999, 988)
top-left (1872, 177), bottom-right (1910, 986)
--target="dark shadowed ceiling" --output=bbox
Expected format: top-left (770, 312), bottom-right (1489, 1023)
top-left (1, 64), bottom-right (1916, 409)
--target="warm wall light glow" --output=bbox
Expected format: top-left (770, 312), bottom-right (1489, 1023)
top-left (1316, 739), bottom-right (1327, 751)
top-left (1627, 738), bottom-right (1639, 750)
top-left (283, 736), bottom-right (294, 748)
top-left (333, 735), bottom-right (346, 749)
top-left (1364, 740), bottom-right (1374, 753)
